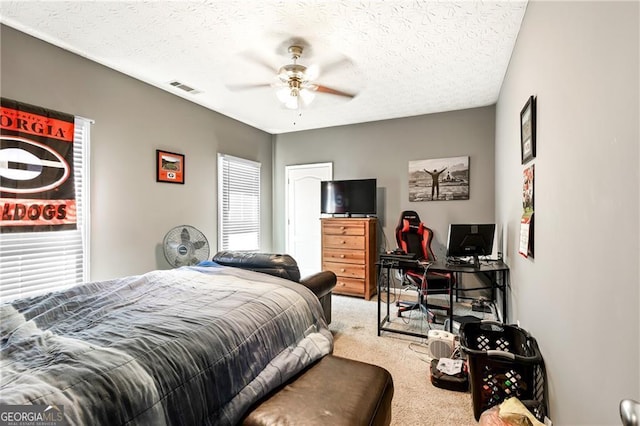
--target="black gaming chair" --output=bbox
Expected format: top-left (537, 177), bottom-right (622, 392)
top-left (395, 210), bottom-right (452, 321)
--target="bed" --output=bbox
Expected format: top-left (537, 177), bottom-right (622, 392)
top-left (0, 263), bottom-right (333, 425)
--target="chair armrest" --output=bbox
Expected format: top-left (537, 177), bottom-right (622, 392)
top-left (299, 271), bottom-right (336, 299)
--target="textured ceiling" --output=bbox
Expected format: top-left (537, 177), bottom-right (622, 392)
top-left (0, 1), bottom-right (528, 134)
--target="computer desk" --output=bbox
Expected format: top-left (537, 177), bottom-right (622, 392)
top-left (377, 256), bottom-right (509, 336)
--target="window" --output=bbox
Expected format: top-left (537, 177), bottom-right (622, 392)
top-left (0, 117), bottom-right (91, 301)
top-left (217, 154), bottom-right (261, 251)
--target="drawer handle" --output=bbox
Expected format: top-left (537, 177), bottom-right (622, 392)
top-left (340, 226), bottom-right (345, 230)
top-left (340, 254), bottom-right (345, 258)
top-left (341, 240), bottom-right (345, 244)
top-left (339, 282), bottom-right (346, 287)
top-left (340, 268), bottom-right (346, 272)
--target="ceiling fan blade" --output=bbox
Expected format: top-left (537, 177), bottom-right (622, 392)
top-left (319, 57), bottom-right (353, 77)
top-left (313, 84), bottom-right (356, 98)
top-left (305, 63), bottom-right (320, 81)
top-left (239, 52), bottom-right (278, 74)
top-left (227, 83), bottom-right (272, 91)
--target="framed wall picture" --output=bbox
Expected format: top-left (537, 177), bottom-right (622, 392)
top-left (520, 95), bottom-right (536, 164)
top-left (519, 164), bottom-right (535, 258)
top-left (156, 150), bottom-right (185, 184)
top-left (408, 156), bottom-right (469, 201)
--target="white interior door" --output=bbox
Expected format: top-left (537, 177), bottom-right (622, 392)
top-left (285, 163), bottom-right (332, 277)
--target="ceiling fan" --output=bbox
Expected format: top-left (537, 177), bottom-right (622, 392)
top-left (229, 44), bottom-right (356, 110)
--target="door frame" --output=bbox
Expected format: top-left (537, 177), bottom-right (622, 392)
top-left (284, 162), bottom-right (333, 256)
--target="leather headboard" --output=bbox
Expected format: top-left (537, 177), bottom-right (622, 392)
top-left (212, 251), bottom-right (301, 282)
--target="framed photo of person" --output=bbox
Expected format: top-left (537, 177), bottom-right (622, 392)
top-left (408, 156), bottom-right (469, 201)
top-left (520, 96), bottom-right (536, 164)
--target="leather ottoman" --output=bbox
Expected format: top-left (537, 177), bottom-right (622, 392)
top-left (242, 355), bottom-right (394, 426)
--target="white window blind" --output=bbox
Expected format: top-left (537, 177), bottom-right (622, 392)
top-left (218, 154), bottom-right (261, 251)
top-left (0, 117), bottom-right (91, 301)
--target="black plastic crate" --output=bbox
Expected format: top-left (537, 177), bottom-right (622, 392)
top-left (459, 321), bottom-right (547, 421)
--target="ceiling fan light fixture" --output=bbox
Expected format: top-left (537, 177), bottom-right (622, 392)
top-left (299, 88), bottom-right (316, 105)
top-left (284, 95), bottom-right (299, 110)
top-left (278, 64), bottom-right (307, 82)
top-left (276, 86), bottom-right (293, 102)
top-left (276, 87), bottom-right (300, 110)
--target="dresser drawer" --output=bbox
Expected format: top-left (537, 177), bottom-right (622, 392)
top-left (323, 261), bottom-right (365, 279)
top-left (323, 235), bottom-right (365, 250)
top-left (323, 222), bottom-right (365, 236)
top-left (323, 248), bottom-right (365, 264)
top-left (334, 277), bottom-right (365, 295)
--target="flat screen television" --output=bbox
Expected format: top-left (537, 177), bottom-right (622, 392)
top-left (320, 178), bottom-right (377, 216)
top-left (446, 224), bottom-right (496, 268)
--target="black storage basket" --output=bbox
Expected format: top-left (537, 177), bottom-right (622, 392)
top-left (459, 321), bottom-right (547, 421)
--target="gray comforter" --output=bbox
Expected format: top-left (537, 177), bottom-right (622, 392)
top-left (0, 265), bottom-right (333, 425)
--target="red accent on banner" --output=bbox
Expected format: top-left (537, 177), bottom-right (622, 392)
top-left (0, 199), bottom-right (77, 227)
top-left (0, 106), bottom-right (74, 142)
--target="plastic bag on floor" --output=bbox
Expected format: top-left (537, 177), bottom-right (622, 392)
top-left (478, 398), bottom-right (544, 426)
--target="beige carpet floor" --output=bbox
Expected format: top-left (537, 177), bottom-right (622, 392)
top-left (329, 293), bottom-right (478, 426)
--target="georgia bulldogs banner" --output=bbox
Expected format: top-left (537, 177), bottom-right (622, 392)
top-left (0, 98), bottom-right (77, 233)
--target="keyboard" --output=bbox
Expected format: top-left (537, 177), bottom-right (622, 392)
top-left (446, 257), bottom-right (472, 266)
top-left (380, 252), bottom-right (418, 262)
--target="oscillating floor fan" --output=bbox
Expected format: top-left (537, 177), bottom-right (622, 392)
top-left (163, 225), bottom-right (210, 267)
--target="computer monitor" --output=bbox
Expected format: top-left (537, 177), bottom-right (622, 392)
top-left (446, 224), bottom-right (496, 268)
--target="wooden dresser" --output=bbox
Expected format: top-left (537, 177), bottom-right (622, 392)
top-left (321, 217), bottom-right (377, 300)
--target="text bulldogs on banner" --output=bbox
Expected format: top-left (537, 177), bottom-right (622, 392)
top-left (0, 98), bottom-right (77, 233)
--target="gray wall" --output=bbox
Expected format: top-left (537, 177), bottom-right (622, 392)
top-left (273, 106), bottom-right (497, 259)
top-left (495, 1), bottom-right (639, 424)
top-left (0, 25), bottom-right (274, 281)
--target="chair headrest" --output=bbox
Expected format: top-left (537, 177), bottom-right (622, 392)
top-left (395, 210), bottom-right (434, 260)
top-left (212, 251), bottom-right (301, 282)
top-left (396, 210), bottom-right (421, 228)
top-left (396, 210), bottom-right (424, 234)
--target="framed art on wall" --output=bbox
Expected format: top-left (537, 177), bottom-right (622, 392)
top-left (519, 164), bottom-right (535, 258)
top-left (156, 150), bottom-right (184, 184)
top-left (408, 156), bottom-right (469, 201)
top-left (520, 95), bottom-right (536, 164)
